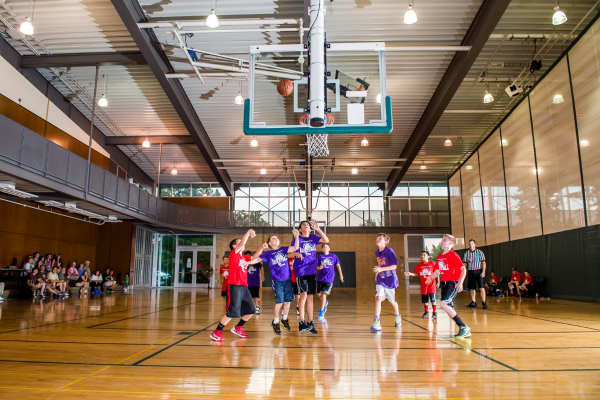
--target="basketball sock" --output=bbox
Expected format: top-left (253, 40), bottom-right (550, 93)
top-left (217, 323), bottom-right (225, 331)
top-left (374, 315), bottom-right (379, 321)
top-left (394, 313), bottom-right (400, 317)
top-left (282, 315), bottom-right (288, 320)
top-left (452, 315), bottom-right (465, 327)
top-left (432, 305), bottom-right (437, 312)
top-left (273, 317), bottom-right (279, 324)
top-left (424, 305), bottom-right (429, 312)
top-left (237, 319), bottom-right (246, 327)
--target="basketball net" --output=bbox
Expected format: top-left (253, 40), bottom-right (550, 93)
top-left (300, 114), bottom-right (334, 158)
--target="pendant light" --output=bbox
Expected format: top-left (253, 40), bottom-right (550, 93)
top-left (250, 137), bottom-right (258, 147)
top-left (97, 74), bottom-right (108, 107)
top-left (552, 1), bottom-right (567, 25)
top-left (483, 90), bottom-right (494, 104)
top-left (553, 94), bottom-right (564, 104)
top-left (142, 128), bottom-right (150, 148)
top-left (234, 79), bottom-right (244, 105)
top-left (260, 164), bottom-right (267, 175)
top-left (376, 93), bottom-right (382, 104)
top-left (420, 165), bottom-right (427, 170)
top-left (19, 0), bottom-right (35, 35)
top-left (171, 163), bottom-right (178, 175)
top-left (361, 136), bottom-right (369, 146)
top-left (444, 139), bottom-right (452, 147)
top-left (351, 168), bottom-right (358, 175)
top-left (404, 1), bottom-right (417, 25)
top-left (580, 140), bottom-right (590, 147)
top-left (206, 0), bottom-right (219, 28)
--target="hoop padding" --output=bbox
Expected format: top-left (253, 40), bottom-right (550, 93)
top-left (307, 134), bottom-right (329, 158)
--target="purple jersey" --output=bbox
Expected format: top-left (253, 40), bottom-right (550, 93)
top-left (246, 263), bottom-right (262, 288)
top-left (317, 253), bottom-right (340, 283)
top-left (292, 234), bottom-right (322, 276)
top-left (260, 246), bottom-right (291, 282)
top-left (375, 247), bottom-right (399, 289)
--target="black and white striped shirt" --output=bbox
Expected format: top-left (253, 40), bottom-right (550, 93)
top-left (463, 249), bottom-right (485, 271)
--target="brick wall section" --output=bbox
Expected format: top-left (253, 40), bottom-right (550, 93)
top-left (214, 231), bottom-right (405, 289)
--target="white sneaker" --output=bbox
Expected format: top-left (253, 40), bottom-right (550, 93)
top-left (0, 296), bottom-right (4, 300)
top-left (255, 306), bottom-right (260, 314)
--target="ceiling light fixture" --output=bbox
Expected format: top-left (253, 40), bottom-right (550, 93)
top-left (580, 139), bottom-right (590, 147)
top-left (420, 165), bottom-right (427, 170)
top-left (466, 165), bottom-right (473, 170)
top-left (444, 139), bottom-right (452, 147)
top-left (361, 136), bottom-right (369, 146)
top-left (552, 1), bottom-right (567, 25)
top-left (351, 168), bottom-right (358, 175)
top-left (404, 1), bottom-right (417, 25)
top-left (234, 92), bottom-right (244, 105)
top-left (19, 0), bottom-right (35, 35)
top-left (501, 138), bottom-right (508, 147)
top-left (97, 74), bottom-right (108, 107)
top-left (483, 90), bottom-right (494, 103)
top-left (206, 0), bottom-right (219, 28)
top-left (171, 163), bottom-right (178, 175)
top-left (142, 127), bottom-right (150, 148)
top-left (553, 94), bottom-right (564, 104)
top-left (376, 93), bottom-right (381, 104)
top-left (250, 137), bottom-right (258, 147)
top-left (260, 167), bottom-right (267, 175)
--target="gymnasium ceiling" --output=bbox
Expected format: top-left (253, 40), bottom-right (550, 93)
top-left (1, 0), bottom-right (598, 197)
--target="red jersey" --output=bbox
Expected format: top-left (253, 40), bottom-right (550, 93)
top-left (511, 272), bottom-right (523, 282)
top-left (413, 261), bottom-right (437, 295)
top-left (228, 250), bottom-right (251, 287)
top-left (288, 257), bottom-right (296, 282)
top-left (435, 250), bottom-right (464, 282)
top-left (489, 276), bottom-right (499, 284)
top-left (523, 275), bottom-right (532, 285)
top-left (219, 265), bottom-right (229, 291)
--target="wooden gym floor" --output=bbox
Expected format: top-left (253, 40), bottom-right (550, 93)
top-left (0, 287), bottom-right (599, 399)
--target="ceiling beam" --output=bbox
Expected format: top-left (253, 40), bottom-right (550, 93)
top-left (105, 135), bottom-right (195, 145)
top-left (110, 0), bottom-right (233, 196)
top-left (20, 52), bottom-right (148, 68)
top-left (385, 0), bottom-right (512, 196)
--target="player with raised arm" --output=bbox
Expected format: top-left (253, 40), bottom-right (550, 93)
top-left (317, 243), bottom-right (344, 319)
top-left (425, 234), bottom-right (471, 339)
top-left (292, 220), bottom-right (329, 334)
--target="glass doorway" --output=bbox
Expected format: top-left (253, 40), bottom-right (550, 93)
top-left (175, 246), bottom-right (213, 287)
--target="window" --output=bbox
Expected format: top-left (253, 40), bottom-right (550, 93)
top-left (159, 184), bottom-right (172, 197)
top-left (172, 184), bottom-right (191, 197)
top-left (192, 184), bottom-right (211, 197)
top-left (429, 183), bottom-right (448, 197)
top-left (392, 183), bottom-right (408, 197)
top-left (409, 183), bottom-right (429, 197)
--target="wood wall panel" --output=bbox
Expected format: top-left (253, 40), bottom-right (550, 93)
top-left (164, 196), bottom-right (230, 210)
top-left (0, 94), bottom-right (110, 171)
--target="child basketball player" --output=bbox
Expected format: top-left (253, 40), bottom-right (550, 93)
top-left (292, 220), bottom-right (329, 334)
top-left (252, 229), bottom-right (301, 335)
top-left (289, 255), bottom-right (300, 315)
top-left (316, 243), bottom-right (344, 319)
top-left (404, 250), bottom-right (440, 319)
top-left (371, 233), bottom-right (402, 331)
top-left (210, 229), bottom-right (263, 342)
top-left (425, 234), bottom-right (471, 339)
top-left (220, 256), bottom-right (229, 304)
top-left (245, 250), bottom-right (264, 314)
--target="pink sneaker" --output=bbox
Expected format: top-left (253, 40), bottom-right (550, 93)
top-left (210, 330), bottom-right (224, 341)
top-left (231, 326), bottom-right (249, 339)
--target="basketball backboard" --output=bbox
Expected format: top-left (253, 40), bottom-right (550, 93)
top-left (243, 42), bottom-right (392, 136)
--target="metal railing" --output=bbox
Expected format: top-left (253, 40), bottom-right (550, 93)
top-left (0, 115), bottom-right (449, 230)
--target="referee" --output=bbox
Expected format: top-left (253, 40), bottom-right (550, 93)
top-left (463, 239), bottom-right (487, 309)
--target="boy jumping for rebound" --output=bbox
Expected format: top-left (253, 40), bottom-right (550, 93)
top-left (405, 250), bottom-right (440, 319)
top-left (371, 233), bottom-right (402, 331)
top-left (425, 234), bottom-right (471, 339)
top-left (317, 243), bottom-right (344, 319)
top-left (252, 229), bottom-right (301, 335)
top-left (210, 229), bottom-right (261, 341)
top-left (293, 220), bottom-right (329, 334)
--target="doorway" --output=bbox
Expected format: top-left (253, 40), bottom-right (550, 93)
top-left (175, 246), bottom-right (213, 287)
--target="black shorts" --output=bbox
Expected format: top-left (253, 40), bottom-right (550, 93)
top-left (467, 270), bottom-right (484, 290)
top-left (441, 281), bottom-right (459, 304)
top-left (249, 286), bottom-right (260, 298)
top-left (421, 293), bottom-right (436, 304)
top-left (317, 281), bottom-right (333, 295)
top-left (221, 290), bottom-right (227, 297)
top-left (296, 274), bottom-right (316, 295)
top-left (292, 281), bottom-right (298, 295)
top-left (522, 283), bottom-right (532, 291)
top-left (226, 285), bottom-right (256, 318)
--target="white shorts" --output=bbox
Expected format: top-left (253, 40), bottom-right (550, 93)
top-left (375, 285), bottom-right (396, 303)
top-left (104, 281), bottom-right (113, 286)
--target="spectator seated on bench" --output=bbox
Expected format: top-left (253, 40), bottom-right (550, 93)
top-left (508, 268), bottom-right (524, 297)
top-left (28, 267), bottom-right (58, 298)
top-left (485, 271), bottom-right (500, 296)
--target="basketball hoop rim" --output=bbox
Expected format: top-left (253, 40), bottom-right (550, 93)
top-left (300, 113), bottom-right (335, 126)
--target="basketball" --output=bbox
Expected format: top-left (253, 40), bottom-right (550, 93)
top-left (277, 79), bottom-right (293, 96)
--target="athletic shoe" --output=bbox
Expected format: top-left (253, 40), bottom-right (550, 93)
top-left (318, 310), bottom-right (325, 319)
top-left (299, 320), bottom-right (310, 333)
top-left (210, 330), bottom-right (224, 342)
top-left (482, 302), bottom-right (488, 309)
top-left (256, 305), bottom-right (260, 314)
top-left (422, 311), bottom-right (430, 319)
top-left (467, 301), bottom-right (477, 308)
top-left (432, 312), bottom-right (438, 319)
top-left (57, 292), bottom-right (64, 297)
top-left (296, 306), bottom-right (299, 315)
top-left (280, 319), bottom-right (291, 331)
top-left (231, 326), bottom-right (249, 339)
top-left (395, 316), bottom-right (402, 328)
top-left (454, 325), bottom-right (472, 339)
top-left (40, 293), bottom-right (45, 298)
top-left (0, 296), bottom-right (4, 301)
top-left (271, 320), bottom-right (281, 335)
top-left (323, 300), bottom-right (329, 314)
top-left (309, 321), bottom-right (318, 334)
top-left (371, 320), bottom-right (382, 331)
